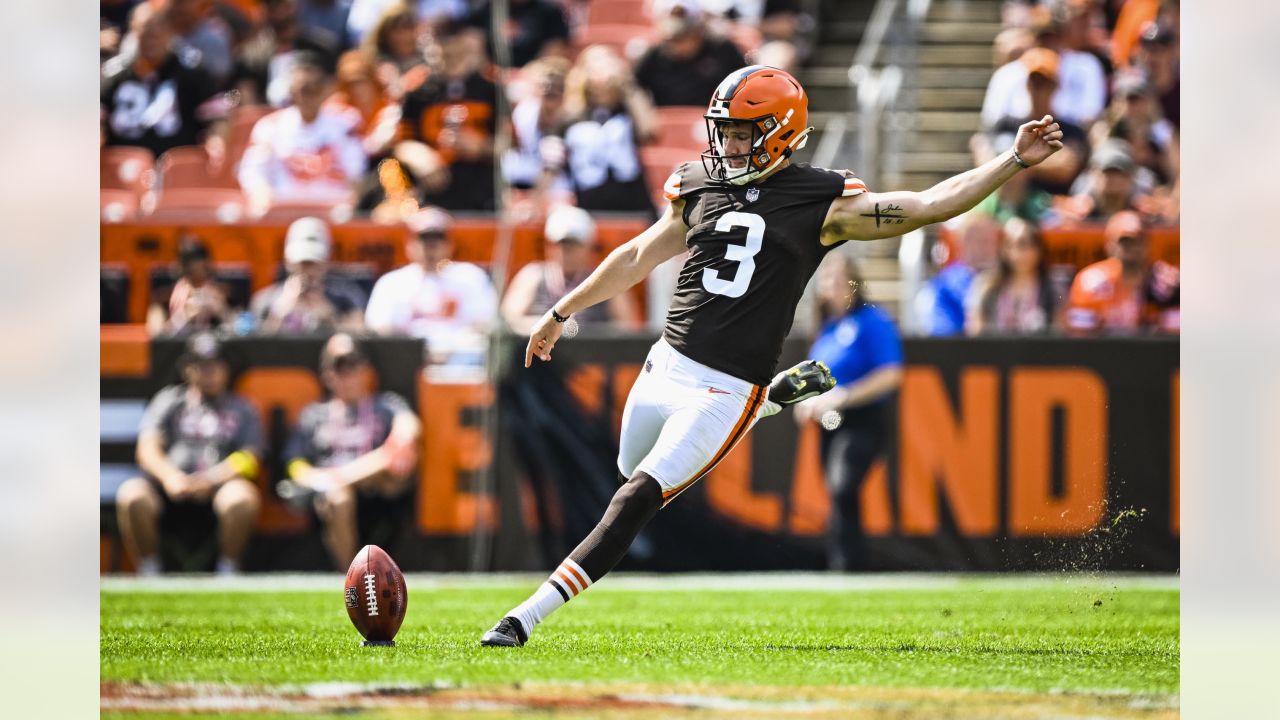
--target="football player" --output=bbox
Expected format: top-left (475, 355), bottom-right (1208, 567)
top-left (482, 66), bottom-right (1063, 646)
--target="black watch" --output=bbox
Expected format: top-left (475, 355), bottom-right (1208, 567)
top-left (551, 307), bottom-right (570, 323)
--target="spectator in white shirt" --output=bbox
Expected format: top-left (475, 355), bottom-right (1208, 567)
top-left (980, 10), bottom-right (1105, 130)
top-left (238, 51), bottom-right (367, 214)
top-left (365, 207), bottom-right (498, 365)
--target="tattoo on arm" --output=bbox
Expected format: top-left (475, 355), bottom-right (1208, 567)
top-left (859, 203), bottom-right (908, 227)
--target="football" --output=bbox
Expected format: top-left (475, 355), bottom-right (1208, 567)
top-left (344, 545), bottom-right (407, 646)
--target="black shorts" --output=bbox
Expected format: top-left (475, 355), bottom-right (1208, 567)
top-left (354, 488), bottom-right (415, 554)
top-left (143, 475), bottom-right (220, 567)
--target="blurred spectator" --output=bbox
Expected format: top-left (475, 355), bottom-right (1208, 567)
top-left (250, 217), bottom-right (368, 333)
top-left (326, 49), bottom-right (402, 158)
top-left (396, 22), bottom-right (499, 210)
top-left (913, 213), bottom-right (1002, 336)
top-left (348, 0), bottom-right (468, 46)
top-left (147, 238), bottom-right (233, 336)
top-left (1110, 0), bottom-right (1160, 69)
top-left (966, 218), bottom-right (1059, 335)
top-left (503, 57), bottom-right (571, 198)
top-left (634, 0), bottom-right (746, 107)
top-left (980, 9), bottom-right (1105, 130)
top-left (795, 254), bottom-right (902, 572)
top-left (1133, 20), bottom-right (1179, 128)
top-left (233, 0), bottom-right (341, 107)
top-left (102, 4), bottom-right (230, 159)
top-left (975, 48), bottom-right (1087, 196)
top-left (238, 51), bottom-right (367, 212)
top-left (502, 206), bottom-right (639, 333)
top-left (115, 332), bottom-right (263, 575)
top-left (546, 47), bottom-right (656, 214)
top-left (1091, 72), bottom-right (1175, 188)
top-left (297, 0), bottom-right (354, 51)
top-left (990, 26), bottom-right (1033, 67)
top-left (1064, 210), bottom-right (1179, 334)
top-left (102, 1), bottom-right (134, 62)
top-left (466, 0), bottom-right (570, 68)
top-left (365, 208), bottom-right (498, 364)
top-left (1062, 139), bottom-right (1154, 222)
top-left (168, 0), bottom-right (236, 85)
top-left (758, 0), bottom-right (815, 67)
top-left (282, 333), bottom-right (421, 569)
top-left (361, 3), bottom-right (429, 98)
top-left (973, 166), bottom-right (1053, 225)
top-left (1052, 0), bottom-right (1107, 127)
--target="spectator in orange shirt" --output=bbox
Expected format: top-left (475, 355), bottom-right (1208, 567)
top-left (1063, 210), bottom-right (1179, 334)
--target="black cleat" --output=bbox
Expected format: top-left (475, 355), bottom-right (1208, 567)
top-left (768, 359), bottom-right (837, 406)
top-left (480, 616), bottom-right (528, 647)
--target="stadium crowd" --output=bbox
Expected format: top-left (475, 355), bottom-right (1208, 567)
top-left (102, 1), bottom-right (1179, 573)
top-left (917, 0), bottom-right (1180, 336)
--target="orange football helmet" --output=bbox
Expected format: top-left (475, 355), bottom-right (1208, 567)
top-left (703, 65), bottom-right (812, 185)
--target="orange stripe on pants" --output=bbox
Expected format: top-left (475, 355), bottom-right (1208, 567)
top-left (661, 384), bottom-right (765, 504)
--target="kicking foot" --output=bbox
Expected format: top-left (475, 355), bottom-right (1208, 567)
top-left (480, 616), bottom-right (528, 647)
top-left (768, 359), bottom-right (837, 406)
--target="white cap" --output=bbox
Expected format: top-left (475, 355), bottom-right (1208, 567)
top-left (284, 216), bottom-right (331, 263)
top-left (407, 206), bottom-right (452, 237)
top-left (544, 205), bottom-right (596, 245)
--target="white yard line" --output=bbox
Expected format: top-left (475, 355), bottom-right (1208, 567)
top-left (100, 571), bottom-right (1179, 594)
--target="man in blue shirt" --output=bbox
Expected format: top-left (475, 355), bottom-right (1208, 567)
top-left (797, 255), bottom-right (904, 570)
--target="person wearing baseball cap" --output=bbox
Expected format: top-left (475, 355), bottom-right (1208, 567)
top-left (364, 206), bottom-right (498, 366)
top-left (977, 47), bottom-right (1088, 196)
top-left (115, 331), bottom-right (265, 576)
top-left (280, 333), bottom-right (421, 569)
top-left (1064, 210), bottom-right (1179, 334)
top-left (1066, 138), bottom-right (1152, 222)
top-left (501, 205), bottom-right (637, 334)
top-left (249, 216), bottom-right (368, 334)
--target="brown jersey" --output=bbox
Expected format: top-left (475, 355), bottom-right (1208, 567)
top-left (661, 161), bottom-right (867, 385)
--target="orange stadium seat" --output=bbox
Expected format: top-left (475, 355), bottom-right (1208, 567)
top-left (223, 105), bottom-right (272, 185)
top-left (585, 0), bottom-right (648, 26)
top-left (572, 24), bottom-right (653, 62)
top-left (640, 145), bottom-right (692, 208)
top-left (653, 106), bottom-right (708, 151)
top-left (101, 146), bottom-right (154, 194)
top-left (156, 146), bottom-right (237, 190)
top-left (147, 189), bottom-right (247, 223)
top-left (258, 203), bottom-right (347, 224)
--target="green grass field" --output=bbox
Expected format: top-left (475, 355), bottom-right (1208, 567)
top-left (101, 574), bottom-right (1179, 718)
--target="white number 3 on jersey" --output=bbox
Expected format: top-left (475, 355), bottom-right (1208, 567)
top-left (702, 211), bottom-right (764, 298)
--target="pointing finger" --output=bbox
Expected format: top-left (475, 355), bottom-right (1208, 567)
top-left (524, 338), bottom-right (536, 368)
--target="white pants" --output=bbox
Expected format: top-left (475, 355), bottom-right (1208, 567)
top-left (618, 338), bottom-right (780, 505)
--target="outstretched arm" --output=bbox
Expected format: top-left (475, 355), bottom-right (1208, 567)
top-left (822, 116), bottom-right (1064, 244)
top-left (524, 200), bottom-right (690, 367)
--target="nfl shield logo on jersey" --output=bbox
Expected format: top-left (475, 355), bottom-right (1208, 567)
top-left (745, 187), bottom-right (760, 203)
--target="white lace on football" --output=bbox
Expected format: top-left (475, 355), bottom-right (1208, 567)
top-left (363, 573), bottom-right (379, 616)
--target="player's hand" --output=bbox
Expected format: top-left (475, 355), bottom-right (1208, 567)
top-left (161, 471), bottom-right (195, 500)
top-left (524, 310), bottom-right (566, 367)
top-left (1013, 115), bottom-right (1064, 166)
